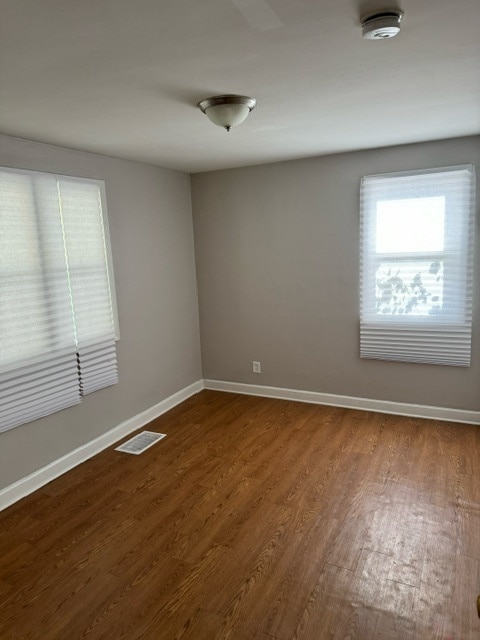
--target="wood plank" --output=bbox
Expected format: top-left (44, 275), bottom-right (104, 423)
top-left (449, 554), bottom-right (480, 640)
top-left (374, 579), bottom-right (417, 639)
top-left (260, 517), bottom-right (340, 639)
top-left (291, 563), bottom-right (357, 640)
top-left (176, 608), bottom-right (225, 640)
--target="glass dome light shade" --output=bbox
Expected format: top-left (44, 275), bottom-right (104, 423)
top-left (205, 103), bottom-right (251, 129)
top-left (198, 95), bottom-right (257, 131)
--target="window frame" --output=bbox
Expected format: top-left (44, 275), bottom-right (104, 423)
top-left (0, 165), bottom-right (120, 433)
top-left (359, 164), bottom-right (476, 366)
top-left (1, 166), bottom-right (120, 343)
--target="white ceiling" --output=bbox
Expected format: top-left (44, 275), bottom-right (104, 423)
top-left (1, 0), bottom-right (479, 173)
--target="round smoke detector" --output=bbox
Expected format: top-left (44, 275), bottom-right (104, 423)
top-left (361, 10), bottom-right (404, 39)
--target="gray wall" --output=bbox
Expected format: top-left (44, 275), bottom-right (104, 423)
top-left (0, 134), bottom-right (202, 489)
top-left (1, 134), bottom-right (479, 490)
top-left (192, 136), bottom-right (480, 411)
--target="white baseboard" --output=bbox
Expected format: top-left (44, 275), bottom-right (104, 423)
top-left (3, 377), bottom-right (478, 512)
top-left (204, 379), bottom-right (480, 425)
top-left (0, 379), bottom-right (204, 512)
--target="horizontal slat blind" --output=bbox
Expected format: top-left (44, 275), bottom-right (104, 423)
top-left (359, 165), bottom-right (475, 366)
top-left (360, 324), bottom-right (472, 366)
top-left (0, 354), bottom-right (80, 432)
top-left (58, 178), bottom-right (118, 395)
top-left (77, 339), bottom-right (118, 395)
top-left (0, 170), bottom-right (80, 433)
top-left (0, 168), bottom-right (118, 433)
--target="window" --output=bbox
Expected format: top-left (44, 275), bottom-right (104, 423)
top-left (0, 167), bottom-right (118, 433)
top-left (359, 165), bottom-right (476, 366)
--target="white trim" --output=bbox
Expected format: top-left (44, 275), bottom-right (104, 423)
top-left (203, 379), bottom-right (480, 425)
top-left (3, 376), bottom-right (479, 512)
top-left (0, 380), bottom-right (204, 512)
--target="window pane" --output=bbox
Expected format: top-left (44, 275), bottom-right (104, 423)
top-left (375, 260), bottom-right (443, 316)
top-left (59, 179), bottom-right (117, 347)
top-left (0, 173), bottom-right (53, 365)
top-left (0, 167), bottom-right (118, 433)
top-left (360, 165), bottom-right (475, 366)
top-left (376, 196), bottom-right (445, 253)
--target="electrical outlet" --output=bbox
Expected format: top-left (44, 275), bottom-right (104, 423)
top-left (252, 360), bottom-right (261, 374)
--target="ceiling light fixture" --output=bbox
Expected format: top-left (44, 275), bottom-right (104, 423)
top-left (361, 10), bottom-right (404, 39)
top-left (197, 94), bottom-right (257, 132)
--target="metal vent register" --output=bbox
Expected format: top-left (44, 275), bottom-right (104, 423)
top-left (115, 431), bottom-right (166, 455)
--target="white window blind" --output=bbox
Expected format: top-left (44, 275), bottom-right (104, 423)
top-left (0, 167), bottom-right (118, 433)
top-left (359, 165), bottom-right (476, 366)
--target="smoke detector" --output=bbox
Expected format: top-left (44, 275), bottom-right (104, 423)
top-left (361, 10), bottom-right (404, 39)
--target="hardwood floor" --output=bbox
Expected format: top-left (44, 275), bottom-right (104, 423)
top-left (1, 390), bottom-right (479, 639)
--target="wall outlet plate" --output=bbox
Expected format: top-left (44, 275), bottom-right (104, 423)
top-left (252, 361), bottom-right (261, 374)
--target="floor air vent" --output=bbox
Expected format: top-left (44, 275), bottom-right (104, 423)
top-left (115, 431), bottom-right (166, 455)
